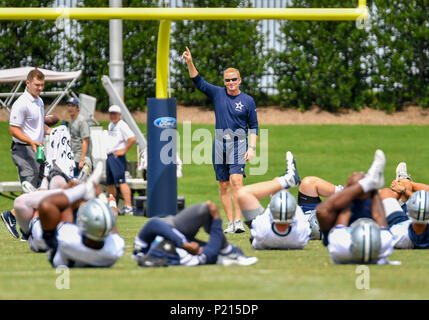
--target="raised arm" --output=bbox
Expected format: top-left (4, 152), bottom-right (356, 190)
top-left (182, 46), bottom-right (199, 78)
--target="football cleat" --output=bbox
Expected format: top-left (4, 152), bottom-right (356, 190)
top-left (360, 149), bottom-right (386, 192)
top-left (283, 151), bottom-right (301, 188)
top-left (21, 181), bottom-right (37, 193)
top-left (396, 162), bottom-right (412, 181)
top-left (217, 245), bottom-right (258, 266)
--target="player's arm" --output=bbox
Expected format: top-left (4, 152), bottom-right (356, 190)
top-left (182, 46), bottom-right (198, 78)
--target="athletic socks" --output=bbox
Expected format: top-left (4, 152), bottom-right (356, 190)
top-left (276, 176), bottom-right (289, 189)
top-left (63, 184), bottom-right (86, 204)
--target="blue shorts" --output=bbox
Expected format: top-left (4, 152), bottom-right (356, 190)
top-left (212, 138), bottom-right (246, 181)
top-left (300, 202), bottom-right (319, 215)
top-left (106, 153), bottom-right (127, 186)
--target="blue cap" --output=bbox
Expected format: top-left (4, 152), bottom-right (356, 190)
top-left (66, 97), bottom-right (79, 106)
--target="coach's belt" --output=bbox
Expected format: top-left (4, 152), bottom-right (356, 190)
top-left (12, 141), bottom-right (29, 146)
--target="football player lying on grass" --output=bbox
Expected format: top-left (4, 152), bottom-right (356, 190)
top-left (236, 151), bottom-right (310, 250)
top-left (37, 162), bottom-right (125, 268)
top-left (132, 201), bottom-right (258, 267)
top-left (380, 187), bottom-right (429, 249)
top-left (385, 161), bottom-right (429, 216)
top-left (12, 171), bottom-right (71, 252)
top-left (236, 151), bottom-right (345, 248)
top-left (315, 150), bottom-right (395, 264)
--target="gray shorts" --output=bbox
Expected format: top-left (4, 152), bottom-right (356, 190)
top-left (164, 202), bottom-right (228, 249)
top-left (11, 142), bottom-right (44, 188)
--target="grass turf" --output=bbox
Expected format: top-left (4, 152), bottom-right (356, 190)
top-left (1, 121), bottom-right (429, 299)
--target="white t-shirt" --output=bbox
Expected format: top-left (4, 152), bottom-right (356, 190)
top-left (250, 205), bottom-right (311, 250)
top-left (9, 89), bottom-right (45, 144)
top-left (52, 223), bottom-right (125, 268)
top-left (327, 225), bottom-right (394, 265)
top-left (106, 119), bottom-right (135, 155)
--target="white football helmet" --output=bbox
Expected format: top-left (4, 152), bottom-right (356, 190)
top-left (269, 190), bottom-right (297, 224)
top-left (76, 199), bottom-right (116, 241)
top-left (349, 218), bottom-right (381, 264)
top-left (407, 190), bottom-right (429, 224)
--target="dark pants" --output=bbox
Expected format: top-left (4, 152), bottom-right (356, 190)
top-left (11, 142), bottom-right (44, 188)
top-left (164, 203), bottom-right (228, 249)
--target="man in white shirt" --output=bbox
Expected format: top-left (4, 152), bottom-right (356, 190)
top-left (9, 69), bottom-right (51, 191)
top-left (106, 105), bottom-right (136, 215)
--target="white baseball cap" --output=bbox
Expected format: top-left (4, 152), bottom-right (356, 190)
top-left (108, 105), bottom-right (121, 113)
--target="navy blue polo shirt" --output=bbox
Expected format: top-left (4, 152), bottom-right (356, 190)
top-left (192, 74), bottom-right (258, 137)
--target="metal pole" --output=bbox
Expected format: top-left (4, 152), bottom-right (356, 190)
top-left (109, 0), bottom-right (124, 103)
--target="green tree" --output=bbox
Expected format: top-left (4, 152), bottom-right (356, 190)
top-left (270, 0), bottom-right (373, 111)
top-left (372, 0), bottom-right (429, 110)
top-left (171, 0), bottom-right (267, 107)
top-left (0, 0), bottom-right (61, 92)
top-left (69, 0), bottom-right (158, 111)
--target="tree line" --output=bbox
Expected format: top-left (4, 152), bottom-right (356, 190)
top-left (0, 0), bottom-right (427, 112)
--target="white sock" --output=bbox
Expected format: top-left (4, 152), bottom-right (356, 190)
top-left (220, 244), bottom-right (233, 254)
top-left (382, 198), bottom-right (402, 217)
top-left (276, 176), bottom-right (288, 189)
top-left (358, 176), bottom-right (372, 193)
top-left (63, 184), bottom-right (86, 204)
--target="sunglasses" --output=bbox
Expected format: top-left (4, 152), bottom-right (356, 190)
top-left (224, 78), bottom-right (238, 83)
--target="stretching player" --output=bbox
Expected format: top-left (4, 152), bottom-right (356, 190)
top-left (237, 151), bottom-right (344, 243)
top-left (237, 151), bottom-right (310, 250)
top-left (315, 150), bottom-right (395, 264)
top-left (132, 201), bottom-right (258, 267)
top-left (37, 163), bottom-right (125, 268)
top-left (380, 188), bottom-right (429, 249)
top-left (14, 174), bottom-right (69, 252)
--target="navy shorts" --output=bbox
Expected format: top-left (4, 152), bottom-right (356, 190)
top-left (212, 138), bottom-right (246, 181)
top-left (106, 153), bottom-right (127, 186)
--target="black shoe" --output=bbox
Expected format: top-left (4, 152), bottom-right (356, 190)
top-left (20, 228), bottom-right (29, 242)
top-left (1, 211), bottom-right (20, 239)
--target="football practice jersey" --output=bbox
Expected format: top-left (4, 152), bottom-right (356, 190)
top-left (52, 223), bottom-right (125, 268)
top-left (250, 205), bottom-right (311, 250)
top-left (389, 219), bottom-right (415, 249)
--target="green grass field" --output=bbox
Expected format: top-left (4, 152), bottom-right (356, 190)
top-left (1, 121), bottom-right (429, 300)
